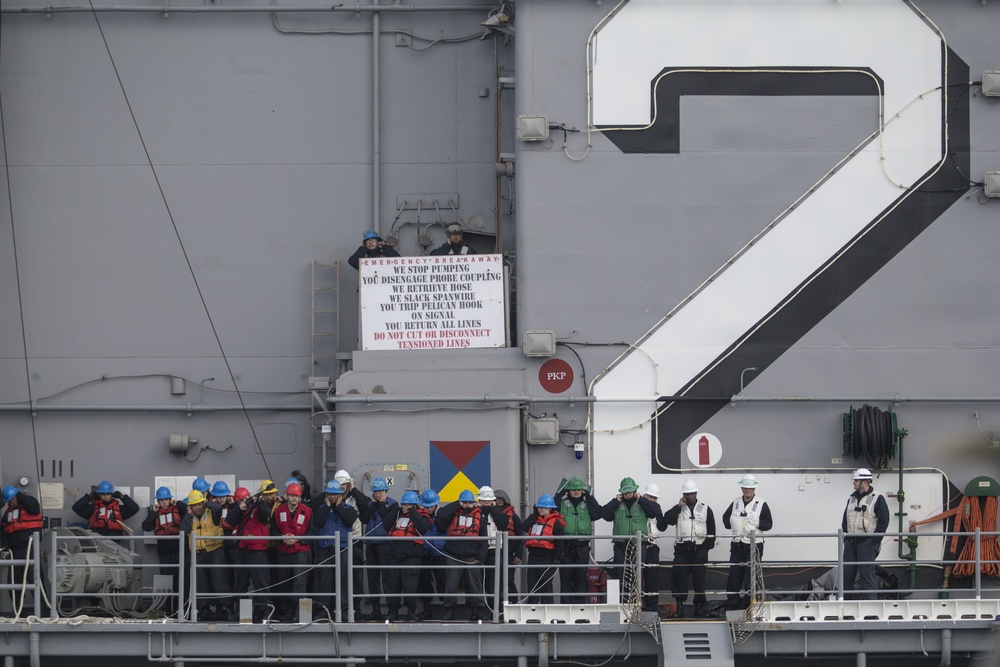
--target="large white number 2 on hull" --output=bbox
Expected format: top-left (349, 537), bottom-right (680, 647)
top-left (589, 0), bottom-right (969, 480)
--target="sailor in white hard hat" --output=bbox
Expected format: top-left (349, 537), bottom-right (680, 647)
top-left (842, 468), bottom-right (889, 600)
top-left (722, 473), bottom-right (773, 609)
top-left (659, 480), bottom-right (716, 618)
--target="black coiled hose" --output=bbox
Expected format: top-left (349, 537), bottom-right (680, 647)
top-left (850, 404), bottom-right (894, 469)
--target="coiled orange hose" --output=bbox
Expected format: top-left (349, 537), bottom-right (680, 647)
top-left (951, 496), bottom-right (1000, 578)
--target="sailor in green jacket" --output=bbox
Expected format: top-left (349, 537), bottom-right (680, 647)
top-left (601, 477), bottom-right (663, 612)
top-left (554, 476), bottom-right (603, 604)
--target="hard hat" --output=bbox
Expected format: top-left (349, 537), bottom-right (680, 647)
top-left (192, 478), bottom-right (210, 494)
top-left (565, 476), bottom-right (588, 491)
top-left (370, 478), bottom-right (389, 492)
top-left (618, 477), bottom-right (639, 494)
top-left (446, 223), bottom-right (463, 234)
top-left (458, 489), bottom-right (476, 502)
top-left (420, 490), bottom-right (440, 508)
top-left (284, 477), bottom-right (299, 489)
top-left (334, 469), bottom-right (352, 484)
top-left (2, 486), bottom-right (18, 503)
top-left (401, 490), bottom-right (420, 505)
top-left (210, 481), bottom-right (231, 497)
top-left (643, 483), bottom-right (661, 498)
top-left (187, 490), bottom-right (206, 505)
top-left (97, 480), bottom-right (115, 494)
top-left (259, 479), bottom-right (277, 494)
top-left (233, 487), bottom-right (251, 502)
top-left (739, 473), bottom-right (758, 488)
top-left (324, 480), bottom-right (344, 494)
top-left (363, 229), bottom-right (380, 241)
top-left (681, 479), bottom-right (699, 494)
top-left (477, 486), bottom-right (496, 501)
top-left (536, 494), bottom-right (557, 509)
top-left (286, 482), bottom-right (303, 496)
top-left (155, 486), bottom-right (173, 500)
top-left (853, 468), bottom-right (873, 481)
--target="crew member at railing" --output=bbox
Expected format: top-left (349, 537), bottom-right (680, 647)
top-left (72, 480), bottom-right (139, 536)
top-left (417, 490), bottom-right (446, 620)
top-left (842, 468), bottom-right (889, 600)
top-left (209, 481), bottom-right (237, 580)
top-left (522, 494), bottom-right (566, 605)
top-left (234, 480), bottom-right (278, 623)
top-left (555, 476), bottom-right (603, 604)
top-left (142, 486), bottom-right (182, 615)
top-left (330, 469), bottom-right (370, 619)
top-left (358, 477), bottom-right (396, 621)
top-left (477, 485), bottom-right (510, 608)
top-left (311, 479), bottom-right (358, 618)
top-left (384, 490), bottom-right (431, 621)
top-left (182, 489), bottom-right (241, 621)
top-left (437, 489), bottom-right (489, 621)
top-left (494, 489), bottom-right (522, 603)
top-left (2, 485), bottom-right (42, 617)
top-left (602, 477), bottom-right (663, 613)
top-left (270, 481), bottom-right (312, 622)
top-left (722, 473), bottom-right (772, 610)
top-left (660, 479), bottom-right (715, 618)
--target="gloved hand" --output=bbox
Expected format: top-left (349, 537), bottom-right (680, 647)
top-left (113, 491), bottom-right (123, 499)
top-left (91, 490), bottom-right (99, 499)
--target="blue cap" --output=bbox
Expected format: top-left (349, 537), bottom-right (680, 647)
top-left (536, 494), bottom-right (557, 509)
top-left (210, 481), bottom-right (231, 497)
top-left (370, 478), bottom-right (389, 492)
top-left (324, 480), bottom-right (344, 494)
top-left (401, 490), bottom-right (420, 505)
top-left (458, 490), bottom-right (475, 502)
top-left (2, 486), bottom-right (17, 503)
top-left (155, 486), bottom-right (173, 500)
top-left (420, 490), bottom-right (439, 508)
top-left (97, 480), bottom-right (114, 494)
top-left (192, 478), bottom-right (210, 493)
top-left (363, 230), bottom-right (380, 241)
top-left (284, 477), bottom-right (299, 489)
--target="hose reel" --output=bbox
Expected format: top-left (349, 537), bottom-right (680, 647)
top-left (842, 404), bottom-right (906, 470)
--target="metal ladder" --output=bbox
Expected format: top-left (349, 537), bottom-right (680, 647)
top-left (311, 260), bottom-right (342, 379)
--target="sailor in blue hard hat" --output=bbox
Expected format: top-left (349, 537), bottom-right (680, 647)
top-left (348, 228), bottom-right (400, 270)
top-left (310, 478), bottom-right (359, 617)
top-left (416, 489), bottom-right (446, 620)
top-left (359, 477), bottom-right (398, 620)
top-left (520, 494), bottom-right (565, 604)
top-left (72, 480), bottom-right (140, 537)
top-left (382, 490), bottom-right (431, 621)
top-left (436, 488), bottom-right (489, 620)
top-left (1, 485), bottom-right (42, 616)
top-left (141, 486), bottom-right (183, 615)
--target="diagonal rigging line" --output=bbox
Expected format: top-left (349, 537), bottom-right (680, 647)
top-left (0, 21), bottom-right (45, 494)
top-left (86, 0), bottom-right (272, 479)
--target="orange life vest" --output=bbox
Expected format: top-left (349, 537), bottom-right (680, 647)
top-left (447, 506), bottom-right (482, 537)
top-left (89, 499), bottom-right (125, 532)
top-left (152, 505), bottom-right (181, 536)
top-left (525, 512), bottom-right (564, 550)
top-left (387, 508), bottom-right (429, 544)
top-left (2, 505), bottom-right (43, 534)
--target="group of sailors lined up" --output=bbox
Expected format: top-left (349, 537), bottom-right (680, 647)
top-left (3, 468), bottom-right (886, 622)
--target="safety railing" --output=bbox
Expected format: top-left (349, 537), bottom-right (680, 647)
top-left (9, 527), bottom-right (998, 622)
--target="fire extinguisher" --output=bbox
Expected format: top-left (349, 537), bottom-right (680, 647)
top-left (698, 435), bottom-right (710, 466)
top-left (587, 566), bottom-right (607, 604)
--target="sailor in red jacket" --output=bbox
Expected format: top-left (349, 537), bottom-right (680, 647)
top-left (2, 486), bottom-right (43, 617)
top-left (521, 494), bottom-right (566, 604)
top-left (72, 480), bottom-right (140, 537)
top-left (235, 480), bottom-right (279, 622)
top-left (269, 482), bottom-right (313, 621)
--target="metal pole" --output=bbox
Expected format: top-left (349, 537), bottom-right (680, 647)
top-left (492, 534), bottom-right (502, 622)
top-left (49, 530), bottom-right (59, 619)
top-left (335, 541), bottom-right (342, 624)
top-left (190, 536), bottom-right (199, 622)
top-left (177, 532), bottom-right (186, 620)
top-left (837, 529), bottom-right (845, 601)
top-left (32, 533), bottom-right (41, 617)
top-left (974, 528), bottom-right (981, 600)
top-left (347, 533), bottom-right (354, 623)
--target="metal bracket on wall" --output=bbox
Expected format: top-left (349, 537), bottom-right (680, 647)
top-left (395, 194), bottom-right (459, 211)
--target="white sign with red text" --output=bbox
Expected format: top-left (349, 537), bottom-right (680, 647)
top-left (360, 254), bottom-right (506, 350)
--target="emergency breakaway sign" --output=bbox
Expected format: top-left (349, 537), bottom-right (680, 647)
top-left (538, 359), bottom-right (574, 394)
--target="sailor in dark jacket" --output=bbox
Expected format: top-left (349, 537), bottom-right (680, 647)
top-left (383, 491), bottom-right (431, 621)
top-left (348, 230), bottom-right (401, 269)
top-left (310, 479), bottom-right (359, 617)
top-left (435, 490), bottom-right (490, 620)
top-left (429, 224), bottom-right (477, 256)
top-left (72, 480), bottom-right (140, 536)
top-left (2, 487), bottom-right (43, 616)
